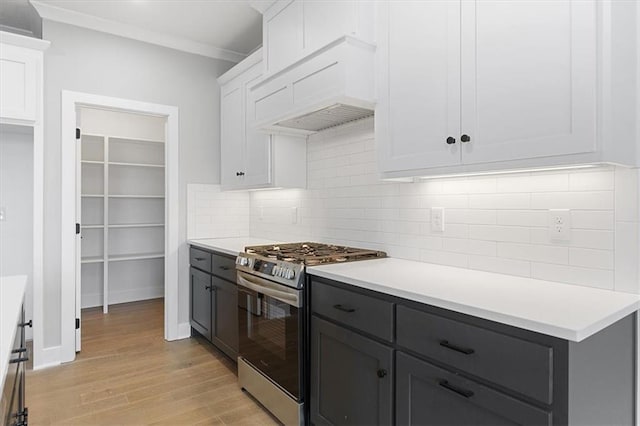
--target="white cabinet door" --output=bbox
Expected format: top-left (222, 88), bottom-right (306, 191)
top-left (220, 81), bottom-right (245, 189)
top-left (265, 0), bottom-right (303, 74)
top-left (243, 67), bottom-right (272, 188)
top-left (0, 44), bottom-right (37, 122)
top-left (460, 0), bottom-right (597, 164)
top-left (376, 1), bottom-right (462, 173)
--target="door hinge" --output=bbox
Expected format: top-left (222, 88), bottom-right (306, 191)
top-left (76, 318), bottom-right (80, 329)
top-left (75, 128), bottom-right (81, 139)
top-left (76, 223), bottom-right (80, 234)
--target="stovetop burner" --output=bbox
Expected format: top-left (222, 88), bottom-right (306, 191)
top-left (245, 242), bottom-right (386, 266)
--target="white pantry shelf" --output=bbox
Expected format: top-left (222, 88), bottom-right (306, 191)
top-left (109, 223), bottom-right (164, 228)
top-left (81, 256), bottom-right (104, 264)
top-left (108, 252), bottom-right (164, 262)
top-left (108, 194), bottom-right (164, 199)
top-left (81, 194), bottom-right (104, 198)
top-left (109, 161), bottom-right (164, 168)
top-left (81, 224), bottom-right (104, 229)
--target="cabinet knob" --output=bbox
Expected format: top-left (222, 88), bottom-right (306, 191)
top-left (461, 134), bottom-right (471, 143)
top-left (377, 369), bottom-right (388, 378)
top-left (446, 136), bottom-right (456, 145)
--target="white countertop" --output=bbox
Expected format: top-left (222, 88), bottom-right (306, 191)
top-left (307, 258), bottom-right (640, 342)
top-left (0, 275), bottom-right (27, 391)
top-left (189, 237), bottom-right (280, 256)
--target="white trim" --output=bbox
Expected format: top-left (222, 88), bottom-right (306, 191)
top-left (31, 1), bottom-right (246, 63)
top-left (177, 322), bottom-right (192, 340)
top-left (0, 31), bottom-right (50, 51)
top-left (60, 91), bottom-right (180, 364)
top-left (33, 345), bottom-right (61, 371)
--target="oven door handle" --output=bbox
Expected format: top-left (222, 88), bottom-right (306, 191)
top-left (237, 271), bottom-right (301, 308)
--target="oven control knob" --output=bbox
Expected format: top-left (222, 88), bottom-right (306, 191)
top-left (286, 269), bottom-right (295, 280)
top-left (236, 257), bottom-right (249, 267)
top-left (272, 266), bottom-right (279, 276)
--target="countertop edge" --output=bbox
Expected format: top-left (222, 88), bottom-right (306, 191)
top-left (307, 267), bottom-right (639, 343)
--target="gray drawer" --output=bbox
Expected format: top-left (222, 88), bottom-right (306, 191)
top-left (190, 246), bottom-right (212, 273)
top-left (397, 305), bottom-right (553, 405)
top-left (212, 252), bottom-right (236, 282)
top-left (312, 280), bottom-right (394, 342)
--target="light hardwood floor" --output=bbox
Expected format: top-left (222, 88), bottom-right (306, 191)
top-left (26, 299), bottom-right (280, 425)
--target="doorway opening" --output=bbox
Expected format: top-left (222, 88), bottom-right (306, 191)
top-left (57, 91), bottom-right (180, 365)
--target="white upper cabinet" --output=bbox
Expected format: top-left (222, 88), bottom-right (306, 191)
top-left (263, 0), bottom-right (374, 75)
top-left (377, 1), bottom-right (461, 172)
top-left (460, 0), bottom-right (596, 165)
top-left (218, 49), bottom-right (306, 191)
top-left (0, 33), bottom-right (48, 125)
top-left (375, 0), bottom-right (632, 178)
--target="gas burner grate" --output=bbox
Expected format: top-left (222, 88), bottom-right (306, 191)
top-left (245, 242), bottom-right (386, 265)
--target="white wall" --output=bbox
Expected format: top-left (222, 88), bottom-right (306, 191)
top-left (0, 125), bottom-right (34, 338)
top-left (41, 20), bottom-right (234, 348)
top-left (250, 119), bottom-right (640, 293)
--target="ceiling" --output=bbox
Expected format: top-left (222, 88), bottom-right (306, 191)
top-left (30, 0), bottom-right (264, 62)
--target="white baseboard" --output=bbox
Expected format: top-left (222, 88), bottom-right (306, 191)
top-left (33, 345), bottom-right (61, 370)
top-left (177, 322), bottom-right (192, 340)
top-left (81, 287), bottom-right (164, 309)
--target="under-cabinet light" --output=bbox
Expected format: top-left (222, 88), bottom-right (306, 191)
top-left (416, 164), bottom-right (599, 180)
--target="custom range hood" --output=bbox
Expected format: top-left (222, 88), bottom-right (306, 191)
top-left (248, 36), bottom-right (376, 135)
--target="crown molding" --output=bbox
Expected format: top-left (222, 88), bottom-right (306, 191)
top-left (0, 30), bottom-right (50, 50)
top-left (31, 1), bottom-right (247, 63)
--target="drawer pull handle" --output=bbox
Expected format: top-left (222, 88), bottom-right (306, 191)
top-left (333, 304), bottom-right (356, 313)
top-left (439, 380), bottom-right (474, 398)
top-left (9, 356), bottom-right (29, 364)
top-left (440, 340), bottom-right (475, 355)
top-left (219, 266), bottom-right (230, 271)
top-left (194, 257), bottom-right (206, 261)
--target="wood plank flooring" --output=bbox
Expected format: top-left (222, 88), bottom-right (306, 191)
top-left (26, 299), bottom-right (280, 425)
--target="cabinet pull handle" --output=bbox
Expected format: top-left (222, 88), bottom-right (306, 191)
top-left (19, 320), bottom-right (32, 328)
top-left (194, 257), bottom-right (206, 261)
top-left (439, 340), bottom-right (475, 355)
top-left (205, 285), bottom-right (212, 291)
top-left (461, 134), bottom-right (471, 143)
top-left (333, 304), bottom-right (356, 313)
top-left (9, 356), bottom-right (29, 364)
top-left (236, 172), bottom-right (245, 177)
top-left (377, 369), bottom-right (387, 378)
top-left (446, 136), bottom-right (456, 145)
top-left (439, 380), bottom-right (474, 398)
top-left (219, 266), bottom-right (230, 271)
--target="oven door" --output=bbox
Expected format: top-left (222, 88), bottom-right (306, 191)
top-left (237, 270), bottom-right (303, 401)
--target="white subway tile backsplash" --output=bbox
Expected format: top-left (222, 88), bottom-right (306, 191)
top-left (247, 127), bottom-right (638, 293)
top-left (531, 263), bottom-right (614, 290)
top-left (188, 184), bottom-right (250, 240)
top-left (497, 243), bottom-right (568, 265)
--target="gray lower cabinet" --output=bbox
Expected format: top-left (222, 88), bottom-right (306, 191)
top-left (396, 351), bottom-right (551, 426)
top-left (189, 246), bottom-right (238, 361)
top-left (210, 276), bottom-right (239, 358)
top-left (190, 267), bottom-right (212, 340)
top-left (310, 316), bottom-right (393, 426)
top-left (1, 306), bottom-right (28, 426)
top-left (309, 276), bottom-right (636, 426)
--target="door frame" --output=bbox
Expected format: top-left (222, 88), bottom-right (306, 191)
top-left (59, 90), bottom-right (180, 363)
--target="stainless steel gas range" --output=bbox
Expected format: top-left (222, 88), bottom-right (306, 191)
top-left (235, 242), bottom-right (386, 425)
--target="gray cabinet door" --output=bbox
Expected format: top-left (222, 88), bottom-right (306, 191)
top-left (190, 267), bottom-right (212, 340)
top-left (310, 316), bottom-right (393, 426)
top-left (211, 276), bottom-right (238, 360)
top-left (396, 351), bottom-right (552, 426)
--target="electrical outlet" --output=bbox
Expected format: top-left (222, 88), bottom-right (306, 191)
top-left (548, 209), bottom-right (571, 241)
top-left (291, 207), bottom-right (298, 224)
top-left (431, 207), bottom-right (444, 232)
top-left (0, 207), bottom-right (5, 221)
